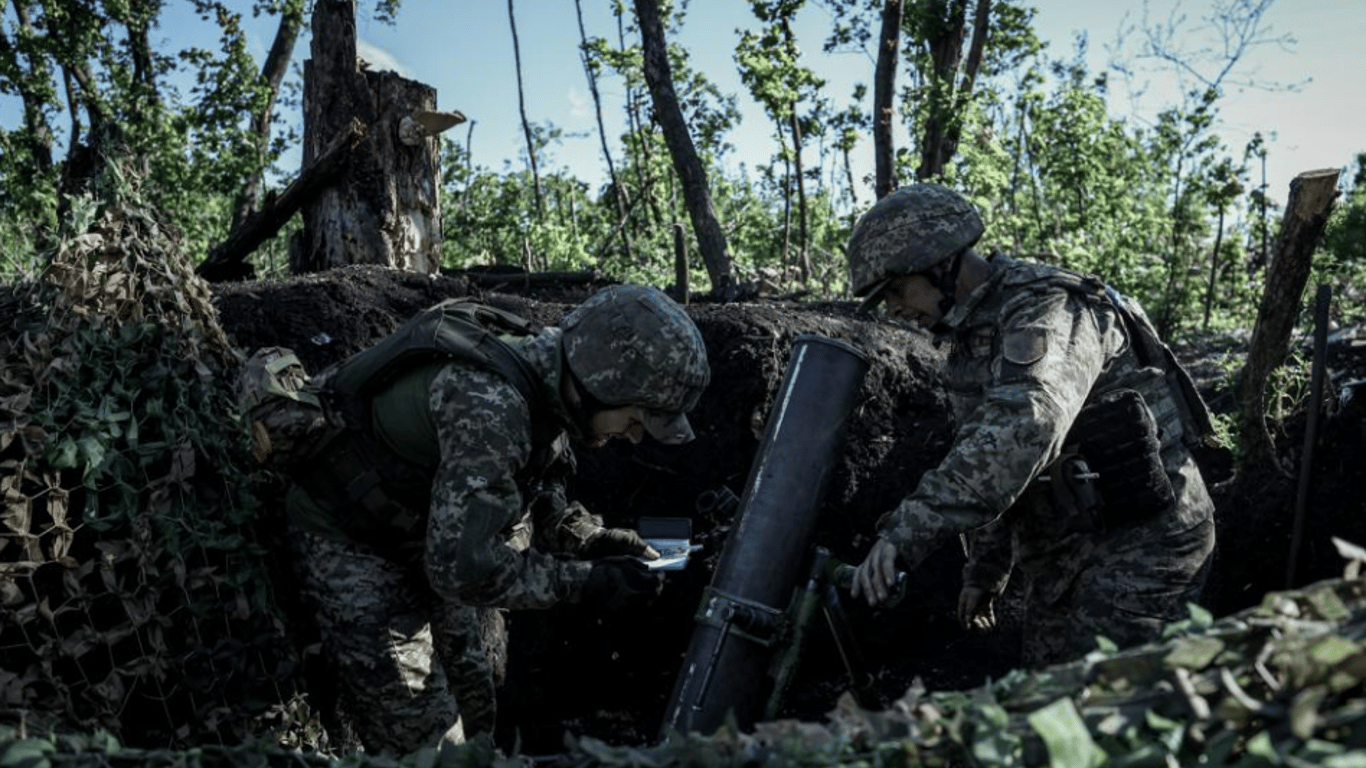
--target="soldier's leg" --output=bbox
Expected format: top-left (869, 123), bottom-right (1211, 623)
top-left (434, 519), bottom-right (525, 738)
top-left (431, 604), bottom-right (507, 739)
top-left (291, 530), bottom-right (463, 755)
top-left (1020, 580), bottom-right (1079, 667)
top-left (1066, 516), bottom-right (1216, 656)
top-left (1021, 518), bottom-right (1214, 667)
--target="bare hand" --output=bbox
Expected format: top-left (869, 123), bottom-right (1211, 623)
top-left (851, 538), bottom-right (901, 607)
top-left (957, 585), bottom-right (997, 632)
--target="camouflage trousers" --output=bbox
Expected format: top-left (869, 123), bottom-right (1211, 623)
top-left (1019, 515), bottom-right (1215, 667)
top-left (289, 530), bottom-right (507, 755)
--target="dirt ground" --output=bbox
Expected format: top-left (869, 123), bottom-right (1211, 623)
top-left (212, 265), bottom-right (1366, 754)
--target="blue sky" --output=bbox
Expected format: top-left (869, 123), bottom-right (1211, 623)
top-left (339, 0), bottom-right (1365, 206)
top-left (7, 0), bottom-right (1365, 208)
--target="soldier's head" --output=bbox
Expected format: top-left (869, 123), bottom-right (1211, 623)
top-left (847, 183), bottom-right (984, 328)
top-left (559, 285), bottom-right (710, 446)
top-left (234, 347), bottom-right (329, 466)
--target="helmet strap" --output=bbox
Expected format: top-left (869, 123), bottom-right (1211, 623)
top-left (930, 252), bottom-right (964, 333)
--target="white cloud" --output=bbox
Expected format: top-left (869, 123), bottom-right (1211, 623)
top-left (567, 85), bottom-right (591, 122)
top-left (357, 38), bottom-right (412, 77)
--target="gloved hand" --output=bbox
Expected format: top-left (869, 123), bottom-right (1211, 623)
top-left (957, 585), bottom-right (997, 633)
top-left (851, 537), bottom-right (902, 607)
top-left (580, 556), bottom-right (664, 611)
top-left (583, 527), bottom-right (661, 560)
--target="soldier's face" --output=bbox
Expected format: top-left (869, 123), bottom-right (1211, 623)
top-left (882, 273), bottom-right (944, 329)
top-left (586, 405), bottom-right (647, 447)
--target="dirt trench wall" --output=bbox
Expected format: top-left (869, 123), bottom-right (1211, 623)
top-left (212, 266), bottom-right (1025, 749)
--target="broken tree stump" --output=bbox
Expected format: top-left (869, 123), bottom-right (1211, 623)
top-left (291, 0), bottom-right (452, 275)
top-left (1238, 167), bottom-right (1341, 471)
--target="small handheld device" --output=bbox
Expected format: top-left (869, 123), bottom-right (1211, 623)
top-left (637, 517), bottom-right (701, 571)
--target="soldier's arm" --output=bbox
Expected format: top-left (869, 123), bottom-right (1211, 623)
top-left (879, 289), bottom-right (1119, 570)
top-left (526, 477), bottom-right (608, 555)
top-left (961, 514), bottom-right (1013, 596)
top-left (423, 364), bottom-right (591, 609)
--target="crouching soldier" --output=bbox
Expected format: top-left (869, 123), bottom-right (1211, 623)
top-left (846, 184), bottom-right (1216, 667)
top-left (238, 285), bottom-right (710, 754)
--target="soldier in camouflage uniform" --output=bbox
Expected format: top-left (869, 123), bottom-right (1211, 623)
top-left (269, 285), bottom-right (709, 755)
top-left (846, 184), bottom-right (1216, 667)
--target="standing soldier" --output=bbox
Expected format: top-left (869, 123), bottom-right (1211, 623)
top-left (242, 285), bottom-right (709, 754)
top-left (846, 184), bottom-right (1216, 667)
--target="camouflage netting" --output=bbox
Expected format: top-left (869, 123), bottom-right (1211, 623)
top-left (5, 554), bottom-right (1366, 766)
top-left (0, 162), bottom-right (313, 747)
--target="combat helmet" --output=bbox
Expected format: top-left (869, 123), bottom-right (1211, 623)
top-left (235, 347), bottom-right (331, 465)
top-left (560, 285), bottom-right (710, 444)
top-left (847, 183), bottom-right (984, 303)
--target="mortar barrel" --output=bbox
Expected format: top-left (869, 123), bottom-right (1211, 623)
top-left (661, 334), bottom-right (869, 737)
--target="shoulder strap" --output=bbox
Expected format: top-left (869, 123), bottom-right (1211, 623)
top-left (324, 299), bottom-right (550, 432)
top-left (1104, 287), bottom-right (1215, 446)
top-left (302, 300), bottom-right (559, 548)
top-left (1004, 260), bottom-right (1215, 447)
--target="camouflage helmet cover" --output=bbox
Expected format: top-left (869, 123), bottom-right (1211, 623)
top-left (560, 285), bottom-right (710, 444)
top-left (847, 183), bottom-right (985, 297)
top-left (234, 347), bottom-right (328, 464)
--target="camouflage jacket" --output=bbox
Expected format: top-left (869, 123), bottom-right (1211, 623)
top-left (878, 255), bottom-right (1214, 596)
top-left (289, 328), bottom-right (600, 609)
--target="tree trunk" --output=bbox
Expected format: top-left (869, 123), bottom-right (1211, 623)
top-left (58, 69), bottom-right (82, 173)
top-left (575, 0), bottom-right (633, 265)
top-left (0, 1), bottom-right (55, 177)
top-left (508, 0), bottom-right (545, 220)
top-left (936, 0), bottom-right (990, 171)
top-left (461, 120), bottom-right (476, 216)
top-left (788, 109), bottom-right (810, 283)
top-left (1156, 154), bottom-right (1190, 339)
top-left (916, 0), bottom-right (966, 181)
top-left (842, 145), bottom-right (858, 212)
top-left (232, 0), bottom-right (304, 230)
top-left (633, 0), bottom-right (736, 298)
top-left (1237, 168), bottom-right (1340, 470)
top-left (124, 0), bottom-right (160, 111)
top-left (916, 0), bottom-right (988, 181)
top-left (781, 17), bottom-right (810, 285)
top-left (616, 9), bottom-right (662, 232)
top-left (40, 0), bottom-right (106, 141)
top-left (293, 0), bottom-right (443, 275)
top-left (872, 0), bottom-right (902, 199)
top-left (777, 121), bottom-right (793, 271)
top-left (1202, 203), bottom-right (1225, 331)
top-left (673, 222), bottom-right (689, 304)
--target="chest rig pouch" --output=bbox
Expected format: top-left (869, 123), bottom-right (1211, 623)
top-left (300, 300), bottom-right (559, 555)
top-left (1060, 388), bottom-right (1175, 531)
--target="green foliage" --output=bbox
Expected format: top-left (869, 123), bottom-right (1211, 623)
top-left (0, 211), bottom-right (44, 279)
top-left (1266, 350), bottom-right (1312, 425)
top-left (17, 573), bottom-right (1355, 766)
top-left (736, 3), bottom-right (824, 125)
top-left (440, 135), bottom-right (607, 273)
top-left (0, 0), bottom-right (314, 276)
top-left (4, 0), bottom-right (1356, 334)
top-left (1320, 154), bottom-right (1366, 324)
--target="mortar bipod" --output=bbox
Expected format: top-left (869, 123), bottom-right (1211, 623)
top-left (765, 547), bottom-right (885, 719)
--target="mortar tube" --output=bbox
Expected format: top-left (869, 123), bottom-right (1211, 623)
top-left (660, 334), bottom-right (869, 738)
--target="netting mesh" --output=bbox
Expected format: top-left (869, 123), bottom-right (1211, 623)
top-left (0, 158), bottom-right (315, 746)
